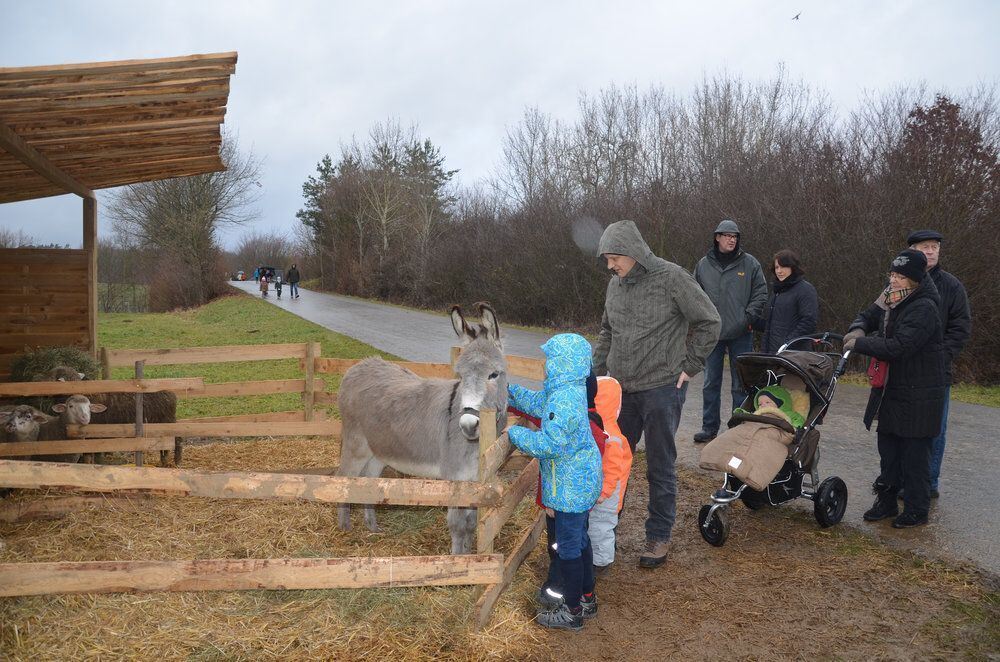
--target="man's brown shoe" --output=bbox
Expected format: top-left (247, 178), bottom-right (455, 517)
top-left (639, 539), bottom-right (669, 568)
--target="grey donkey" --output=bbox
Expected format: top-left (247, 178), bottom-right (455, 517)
top-left (336, 302), bottom-right (509, 554)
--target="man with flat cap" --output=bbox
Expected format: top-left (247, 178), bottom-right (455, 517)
top-left (907, 229), bottom-right (971, 499)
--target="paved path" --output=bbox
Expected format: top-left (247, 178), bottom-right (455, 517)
top-left (232, 281), bottom-right (999, 575)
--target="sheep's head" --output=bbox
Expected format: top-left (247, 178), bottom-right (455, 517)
top-left (52, 395), bottom-right (106, 426)
top-left (44, 365), bottom-right (86, 382)
top-left (1, 405), bottom-right (54, 437)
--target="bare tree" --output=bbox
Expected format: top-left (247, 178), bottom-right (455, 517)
top-left (106, 133), bottom-right (262, 309)
top-left (0, 227), bottom-right (35, 248)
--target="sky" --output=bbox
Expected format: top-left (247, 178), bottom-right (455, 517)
top-left (1, 0), bottom-right (998, 249)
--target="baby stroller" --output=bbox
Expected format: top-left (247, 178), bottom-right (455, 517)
top-left (697, 332), bottom-right (850, 546)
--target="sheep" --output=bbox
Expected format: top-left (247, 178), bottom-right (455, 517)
top-left (39, 365), bottom-right (87, 382)
top-left (1, 404), bottom-right (53, 444)
top-left (43, 395), bottom-right (107, 461)
top-left (0, 398), bottom-right (109, 464)
top-left (89, 391), bottom-right (180, 466)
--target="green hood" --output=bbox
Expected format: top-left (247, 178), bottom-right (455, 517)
top-left (753, 385), bottom-right (804, 428)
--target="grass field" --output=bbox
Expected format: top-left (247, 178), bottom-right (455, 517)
top-left (99, 292), bottom-right (398, 418)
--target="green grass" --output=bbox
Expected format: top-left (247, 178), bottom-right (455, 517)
top-left (838, 372), bottom-right (999, 408)
top-left (97, 293), bottom-right (398, 419)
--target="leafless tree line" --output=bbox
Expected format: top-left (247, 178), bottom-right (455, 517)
top-left (298, 71), bottom-right (998, 381)
top-left (106, 134), bottom-right (262, 312)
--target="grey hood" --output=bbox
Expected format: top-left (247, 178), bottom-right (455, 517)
top-left (597, 220), bottom-right (656, 271)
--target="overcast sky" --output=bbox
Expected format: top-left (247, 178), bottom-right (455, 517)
top-left (2, 0), bottom-right (998, 249)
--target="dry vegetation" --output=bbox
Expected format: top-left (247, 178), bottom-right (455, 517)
top-left (1, 443), bottom-right (996, 660)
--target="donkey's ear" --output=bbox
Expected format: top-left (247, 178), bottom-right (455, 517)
top-left (476, 302), bottom-right (501, 344)
top-left (451, 305), bottom-right (475, 342)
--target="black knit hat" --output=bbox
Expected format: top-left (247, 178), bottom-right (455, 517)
top-left (586, 370), bottom-right (598, 408)
top-left (907, 229), bottom-right (943, 245)
top-left (890, 248), bottom-right (927, 283)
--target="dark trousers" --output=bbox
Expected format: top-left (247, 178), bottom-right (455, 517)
top-left (550, 511), bottom-right (594, 609)
top-left (878, 431), bottom-right (932, 517)
top-left (289, 282), bottom-right (299, 297)
top-left (618, 381), bottom-right (687, 543)
top-left (542, 513), bottom-right (595, 605)
top-left (701, 333), bottom-right (753, 434)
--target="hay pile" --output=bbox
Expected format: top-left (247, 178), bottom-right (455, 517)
top-left (0, 438), bottom-right (551, 661)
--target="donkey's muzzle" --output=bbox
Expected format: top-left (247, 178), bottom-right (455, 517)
top-left (459, 407), bottom-right (480, 441)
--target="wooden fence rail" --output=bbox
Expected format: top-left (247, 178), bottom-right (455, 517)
top-left (0, 459), bottom-right (502, 508)
top-left (0, 554), bottom-right (504, 596)
top-left (0, 377), bottom-right (204, 397)
top-left (0, 436), bottom-right (173, 457)
top-left (67, 420), bottom-right (341, 439)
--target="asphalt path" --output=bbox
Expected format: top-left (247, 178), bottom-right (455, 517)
top-left (231, 280), bottom-right (999, 575)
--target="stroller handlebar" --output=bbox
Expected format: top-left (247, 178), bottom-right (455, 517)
top-left (777, 332), bottom-right (845, 353)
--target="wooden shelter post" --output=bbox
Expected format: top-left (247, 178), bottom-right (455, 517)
top-left (83, 196), bottom-right (98, 356)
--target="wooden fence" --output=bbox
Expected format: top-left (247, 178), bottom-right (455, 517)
top-left (0, 342), bottom-right (548, 629)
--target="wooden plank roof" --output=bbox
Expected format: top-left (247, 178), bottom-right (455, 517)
top-left (0, 52), bottom-right (237, 204)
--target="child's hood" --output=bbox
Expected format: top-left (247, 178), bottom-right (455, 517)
top-left (594, 375), bottom-right (623, 424)
top-left (541, 333), bottom-right (593, 389)
top-left (755, 385), bottom-right (804, 428)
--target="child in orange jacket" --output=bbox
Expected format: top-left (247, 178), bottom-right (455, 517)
top-left (589, 376), bottom-right (632, 571)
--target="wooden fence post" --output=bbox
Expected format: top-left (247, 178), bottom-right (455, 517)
top-left (133, 360), bottom-right (145, 467)
top-left (477, 408), bottom-right (497, 554)
top-left (303, 342), bottom-right (317, 421)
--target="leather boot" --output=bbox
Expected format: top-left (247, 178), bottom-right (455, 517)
top-left (863, 481), bottom-right (899, 521)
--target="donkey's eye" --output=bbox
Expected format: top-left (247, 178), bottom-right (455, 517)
top-left (488, 372), bottom-right (500, 380)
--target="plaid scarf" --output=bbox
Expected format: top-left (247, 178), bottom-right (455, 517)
top-left (883, 286), bottom-right (912, 308)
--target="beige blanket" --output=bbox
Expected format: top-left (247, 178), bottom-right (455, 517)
top-left (698, 419), bottom-right (794, 491)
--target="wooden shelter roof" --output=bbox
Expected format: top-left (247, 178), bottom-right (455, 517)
top-left (0, 52), bottom-right (237, 204)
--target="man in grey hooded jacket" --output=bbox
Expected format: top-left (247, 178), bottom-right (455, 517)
top-left (693, 220), bottom-right (768, 443)
top-left (594, 220), bottom-right (720, 568)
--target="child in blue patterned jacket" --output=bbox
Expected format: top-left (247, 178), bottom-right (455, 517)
top-left (507, 333), bottom-right (603, 631)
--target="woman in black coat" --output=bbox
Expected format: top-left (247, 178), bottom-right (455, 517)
top-left (842, 249), bottom-right (946, 529)
top-left (756, 249), bottom-right (819, 353)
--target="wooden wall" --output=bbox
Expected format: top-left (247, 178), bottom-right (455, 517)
top-left (0, 248), bottom-right (91, 379)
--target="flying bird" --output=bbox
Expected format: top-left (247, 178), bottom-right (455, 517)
top-left (792, 12), bottom-right (801, 20)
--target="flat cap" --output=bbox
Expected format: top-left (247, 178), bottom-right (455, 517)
top-left (907, 229), bottom-right (943, 245)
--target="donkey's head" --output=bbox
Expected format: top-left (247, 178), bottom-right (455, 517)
top-left (451, 302), bottom-right (508, 442)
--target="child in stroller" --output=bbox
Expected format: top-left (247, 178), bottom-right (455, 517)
top-left (696, 333), bottom-right (850, 546)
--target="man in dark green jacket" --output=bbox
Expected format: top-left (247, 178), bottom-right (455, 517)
top-left (594, 220), bottom-right (720, 568)
top-left (693, 220), bottom-right (768, 443)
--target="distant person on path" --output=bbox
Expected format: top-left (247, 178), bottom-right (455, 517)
top-left (755, 249), bottom-right (819, 353)
top-left (843, 249), bottom-right (946, 529)
top-left (287, 264), bottom-right (301, 298)
top-left (253, 267), bottom-right (260, 282)
top-left (259, 273), bottom-right (268, 297)
top-left (593, 220), bottom-right (720, 569)
top-left (693, 220), bottom-right (768, 443)
top-left (905, 230), bottom-right (971, 499)
top-left (274, 275), bottom-right (283, 298)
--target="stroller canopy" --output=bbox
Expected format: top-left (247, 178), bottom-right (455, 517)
top-left (735, 351), bottom-right (835, 406)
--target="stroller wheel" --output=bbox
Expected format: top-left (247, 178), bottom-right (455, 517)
top-left (698, 505), bottom-right (730, 546)
top-left (814, 476), bottom-right (848, 527)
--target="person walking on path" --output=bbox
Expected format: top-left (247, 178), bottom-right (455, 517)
top-left (905, 230), bottom-right (971, 499)
top-left (287, 264), bottom-right (301, 299)
top-left (253, 266), bottom-right (260, 282)
top-left (693, 220), bottom-right (768, 443)
top-left (593, 220), bottom-right (720, 569)
top-left (843, 248), bottom-right (946, 529)
top-left (755, 249), bottom-right (819, 353)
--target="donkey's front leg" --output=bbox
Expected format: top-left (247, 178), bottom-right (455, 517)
top-left (447, 507), bottom-right (478, 554)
